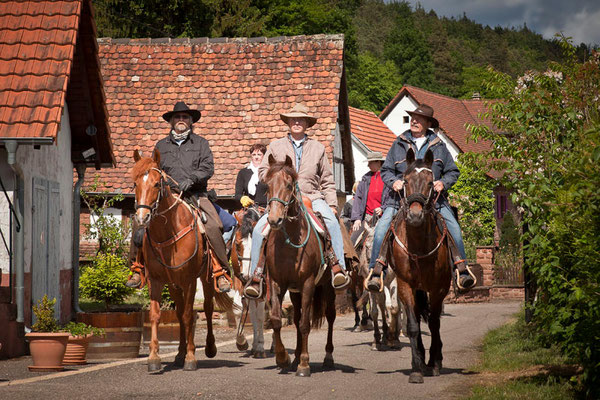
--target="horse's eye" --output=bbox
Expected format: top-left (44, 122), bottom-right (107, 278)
top-left (287, 184), bottom-right (293, 190)
top-left (154, 182), bottom-right (160, 188)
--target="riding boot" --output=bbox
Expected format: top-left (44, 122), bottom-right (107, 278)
top-left (126, 272), bottom-right (142, 288)
top-left (244, 243), bottom-right (267, 299)
top-left (447, 235), bottom-right (476, 291)
top-left (366, 261), bottom-right (384, 292)
top-left (126, 237), bottom-right (145, 288)
top-left (331, 261), bottom-right (350, 290)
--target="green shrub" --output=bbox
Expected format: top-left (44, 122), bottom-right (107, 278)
top-left (62, 322), bottom-right (105, 337)
top-left (79, 253), bottom-right (135, 310)
top-left (141, 285), bottom-right (175, 310)
top-left (31, 295), bottom-right (59, 332)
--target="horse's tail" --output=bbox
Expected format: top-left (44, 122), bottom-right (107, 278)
top-left (214, 290), bottom-right (234, 312)
top-left (416, 289), bottom-right (430, 323)
top-left (311, 285), bottom-right (326, 329)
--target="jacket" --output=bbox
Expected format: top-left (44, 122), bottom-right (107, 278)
top-left (235, 166), bottom-right (268, 207)
top-left (155, 132), bottom-right (213, 196)
top-left (381, 129), bottom-right (459, 209)
top-left (259, 135), bottom-right (337, 207)
top-left (350, 171), bottom-right (390, 221)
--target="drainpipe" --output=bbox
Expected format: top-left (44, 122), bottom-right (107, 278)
top-left (72, 164), bottom-right (86, 314)
top-left (5, 140), bottom-right (24, 323)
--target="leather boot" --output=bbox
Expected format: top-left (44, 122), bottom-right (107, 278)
top-left (366, 261), bottom-right (384, 292)
top-left (125, 272), bottom-right (142, 288)
top-left (243, 275), bottom-right (263, 299)
top-left (455, 259), bottom-right (476, 291)
top-left (331, 263), bottom-right (350, 289)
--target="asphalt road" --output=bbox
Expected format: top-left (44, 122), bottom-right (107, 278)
top-left (0, 301), bottom-right (520, 400)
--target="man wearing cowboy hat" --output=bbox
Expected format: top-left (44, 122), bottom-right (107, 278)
top-left (126, 101), bottom-right (235, 293)
top-left (243, 103), bottom-right (350, 298)
top-left (365, 104), bottom-right (476, 292)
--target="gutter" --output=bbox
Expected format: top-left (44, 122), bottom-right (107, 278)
top-left (4, 141), bottom-right (24, 323)
top-left (72, 165), bottom-right (86, 314)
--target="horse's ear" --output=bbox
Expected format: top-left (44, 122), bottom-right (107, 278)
top-left (133, 150), bottom-right (141, 162)
top-left (268, 154), bottom-right (276, 166)
top-left (406, 148), bottom-right (415, 165)
top-left (284, 155), bottom-right (293, 168)
top-left (424, 149), bottom-right (434, 166)
top-left (152, 149), bottom-right (161, 164)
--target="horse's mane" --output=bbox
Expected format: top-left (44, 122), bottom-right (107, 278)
top-left (131, 157), bottom-right (158, 182)
top-left (265, 160), bottom-right (298, 182)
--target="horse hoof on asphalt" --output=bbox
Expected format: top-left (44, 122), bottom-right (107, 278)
top-left (426, 365), bottom-right (441, 376)
top-left (276, 353), bottom-right (290, 369)
top-left (409, 372), bottom-right (424, 383)
top-left (236, 335), bottom-right (249, 351)
top-left (174, 354), bottom-right (185, 367)
top-left (322, 355), bottom-right (334, 370)
top-left (296, 366), bottom-right (311, 377)
top-left (205, 344), bottom-right (217, 358)
top-left (147, 359), bottom-right (161, 372)
top-left (183, 360), bottom-right (197, 371)
top-left (371, 343), bottom-right (380, 351)
top-left (253, 350), bottom-right (266, 359)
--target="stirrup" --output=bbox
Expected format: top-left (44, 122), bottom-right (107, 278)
top-left (331, 268), bottom-right (350, 290)
top-left (364, 269), bottom-right (384, 292)
top-left (213, 269), bottom-right (232, 293)
top-left (455, 262), bottom-right (477, 291)
top-left (243, 276), bottom-right (263, 299)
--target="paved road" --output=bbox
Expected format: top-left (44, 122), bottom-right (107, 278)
top-left (0, 301), bottom-right (520, 399)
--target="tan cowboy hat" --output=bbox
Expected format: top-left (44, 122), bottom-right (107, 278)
top-left (366, 151), bottom-right (385, 162)
top-left (162, 101), bottom-right (201, 123)
top-left (280, 103), bottom-right (317, 128)
top-left (406, 104), bottom-right (439, 129)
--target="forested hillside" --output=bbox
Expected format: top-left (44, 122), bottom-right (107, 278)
top-left (93, 0), bottom-right (593, 112)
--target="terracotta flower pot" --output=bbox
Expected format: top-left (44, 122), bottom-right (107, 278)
top-left (26, 332), bottom-right (70, 371)
top-left (63, 334), bottom-right (93, 365)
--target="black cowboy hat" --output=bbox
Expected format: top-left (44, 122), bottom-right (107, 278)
top-left (406, 104), bottom-right (439, 129)
top-left (162, 101), bottom-right (201, 123)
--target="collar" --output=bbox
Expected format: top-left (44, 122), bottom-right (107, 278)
top-left (288, 134), bottom-right (307, 147)
top-left (399, 129), bottom-right (440, 146)
top-left (168, 131), bottom-right (194, 145)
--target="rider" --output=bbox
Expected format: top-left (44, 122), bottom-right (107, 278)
top-left (243, 103), bottom-right (351, 298)
top-left (365, 104), bottom-right (476, 292)
top-left (126, 101), bottom-right (235, 293)
top-left (234, 143), bottom-right (268, 209)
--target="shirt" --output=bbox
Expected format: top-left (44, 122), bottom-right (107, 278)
top-left (365, 171), bottom-right (384, 216)
top-left (289, 134), bottom-right (306, 172)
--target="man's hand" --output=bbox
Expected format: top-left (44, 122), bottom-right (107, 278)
top-left (352, 220), bottom-right (362, 232)
top-left (433, 180), bottom-right (444, 192)
top-left (240, 195), bottom-right (254, 208)
top-left (373, 207), bottom-right (383, 217)
top-left (392, 179), bottom-right (404, 192)
top-left (178, 178), bottom-right (194, 193)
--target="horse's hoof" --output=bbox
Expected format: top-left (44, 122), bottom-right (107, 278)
top-left (183, 360), bottom-right (197, 371)
top-left (296, 366), bottom-right (311, 377)
top-left (323, 355), bottom-right (334, 370)
top-left (147, 359), bottom-right (161, 372)
top-left (236, 336), bottom-right (249, 351)
top-left (409, 372), bottom-right (424, 383)
top-left (253, 351), bottom-right (266, 359)
top-left (276, 353), bottom-right (290, 369)
top-left (371, 343), bottom-right (380, 351)
top-left (174, 354), bottom-right (185, 367)
top-left (205, 344), bottom-right (217, 359)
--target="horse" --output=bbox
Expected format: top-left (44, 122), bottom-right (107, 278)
top-left (131, 149), bottom-right (232, 372)
top-left (387, 148), bottom-right (452, 383)
top-left (229, 206), bottom-right (268, 358)
top-left (346, 226), bottom-right (372, 333)
top-left (262, 155), bottom-right (337, 377)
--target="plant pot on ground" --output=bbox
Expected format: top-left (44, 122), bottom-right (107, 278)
top-left (26, 295), bottom-right (70, 372)
top-left (62, 322), bottom-right (105, 365)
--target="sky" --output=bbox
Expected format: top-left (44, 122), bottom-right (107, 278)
top-left (404, 0), bottom-right (600, 46)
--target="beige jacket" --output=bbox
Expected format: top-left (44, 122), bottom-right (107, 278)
top-left (259, 135), bottom-right (337, 207)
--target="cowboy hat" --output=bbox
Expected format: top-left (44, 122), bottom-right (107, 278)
top-left (162, 101), bottom-right (201, 123)
top-left (280, 103), bottom-right (317, 128)
top-left (406, 104), bottom-right (439, 129)
top-left (366, 151), bottom-right (385, 162)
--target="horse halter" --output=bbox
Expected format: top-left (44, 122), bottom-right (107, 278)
top-left (266, 182), bottom-right (299, 220)
top-left (401, 167), bottom-right (435, 210)
top-left (134, 167), bottom-right (166, 218)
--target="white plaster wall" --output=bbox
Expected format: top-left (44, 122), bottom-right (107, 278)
top-left (0, 150), bottom-right (15, 275)
top-left (17, 104), bottom-right (73, 276)
top-left (436, 131), bottom-right (460, 161)
top-left (351, 143), bottom-right (369, 184)
top-left (383, 96), bottom-right (418, 136)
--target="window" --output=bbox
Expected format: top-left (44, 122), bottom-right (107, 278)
top-left (403, 116), bottom-right (409, 124)
top-left (495, 194), bottom-right (508, 219)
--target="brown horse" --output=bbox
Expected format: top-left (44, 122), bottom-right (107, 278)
top-left (388, 148), bottom-right (451, 383)
top-left (131, 149), bottom-right (232, 372)
top-left (262, 155), bottom-right (337, 377)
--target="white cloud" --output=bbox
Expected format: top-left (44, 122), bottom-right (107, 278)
top-left (545, 9), bottom-right (600, 45)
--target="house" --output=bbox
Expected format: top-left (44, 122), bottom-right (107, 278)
top-left (0, 0), bottom-right (114, 358)
top-left (379, 85), bottom-right (516, 238)
top-left (79, 34), bottom-right (355, 255)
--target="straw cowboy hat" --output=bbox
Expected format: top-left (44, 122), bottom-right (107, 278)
top-left (162, 101), bottom-right (201, 123)
top-left (280, 103), bottom-right (317, 128)
top-left (406, 104), bottom-right (439, 129)
top-left (366, 151), bottom-right (385, 162)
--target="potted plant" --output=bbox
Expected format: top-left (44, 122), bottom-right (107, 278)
top-left (62, 322), bottom-right (105, 365)
top-left (25, 295), bottom-right (70, 371)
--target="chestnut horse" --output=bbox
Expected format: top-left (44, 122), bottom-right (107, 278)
top-left (388, 148), bottom-right (451, 383)
top-left (131, 150), bottom-right (232, 372)
top-left (262, 155), bottom-right (337, 377)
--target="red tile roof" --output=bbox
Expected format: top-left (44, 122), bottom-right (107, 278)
top-left (349, 106), bottom-right (396, 154)
top-left (95, 35), bottom-right (346, 196)
top-left (379, 85), bottom-right (494, 154)
top-left (0, 0), bottom-right (81, 139)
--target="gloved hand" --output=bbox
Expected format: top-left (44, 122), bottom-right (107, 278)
top-left (240, 195), bottom-right (254, 208)
top-left (178, 178), bottom-right (194, 193)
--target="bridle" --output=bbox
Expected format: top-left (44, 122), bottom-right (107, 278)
top-left (134, 168), bottom-right (166, 218)
top-left (399, 167), bottom-right (438, 211)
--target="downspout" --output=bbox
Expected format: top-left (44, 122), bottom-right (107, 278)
top-left (5, 140), bottom-right (24, 323)
top-left (72, 164), bottom-right (86, 314)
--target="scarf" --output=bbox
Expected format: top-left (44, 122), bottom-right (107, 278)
top-left (247, 163), bottom-right (259, 196)
top-left (171, 128), bottom-right (190, 143)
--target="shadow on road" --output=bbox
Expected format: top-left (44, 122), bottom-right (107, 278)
top-left (379, 367), bottom-right (479, 377)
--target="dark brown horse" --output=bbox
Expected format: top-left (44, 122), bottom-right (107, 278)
top-left (131, 150), bottom-right (232, 372)
top-left (262, 155), bottom-right (337, 377)
top-left (388, 148), bottom-right (451, 383)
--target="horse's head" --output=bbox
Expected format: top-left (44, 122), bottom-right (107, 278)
top-left (402, 148), bottom-right (435, 227)
top-left (131, 149), bottom-right (164, 227)
top-left (264, 154), bottom-right (298, 230)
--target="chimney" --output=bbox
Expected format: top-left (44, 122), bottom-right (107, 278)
top-left (472, 92), bottom-right (481, 100)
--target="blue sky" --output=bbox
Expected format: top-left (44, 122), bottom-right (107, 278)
top-left (403, 0), bottom-right (600, 46)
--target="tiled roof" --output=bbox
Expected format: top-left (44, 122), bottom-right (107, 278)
top-left (0, 0), bottom-right (82, 139)
top-left (380, 85), bottom-right (494, 154)
top-left (96, 35), bottom-right (346, 196)
top-left (349, 106), bottom-right (396, 154)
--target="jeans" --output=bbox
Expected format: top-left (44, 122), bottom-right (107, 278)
top-left (249, 199), bottom-right (346, 275)
top-left (368, 203), bottom-right (466, 271)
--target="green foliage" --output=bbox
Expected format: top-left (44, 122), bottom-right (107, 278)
top-left (31, 295), bottom-right (59, 332)
top-left (447, 153), bottom-right (495, 259)
top-left (80, 253), bottom-right (135, 310)
top-left (62, 322), bottom-right (105, 338)
top-left (347, 52), bottom-right (402, 112)
top-left (141, 285), bottom-right (175, 310)
top-left (466, 39), bottom-right (600, 397)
